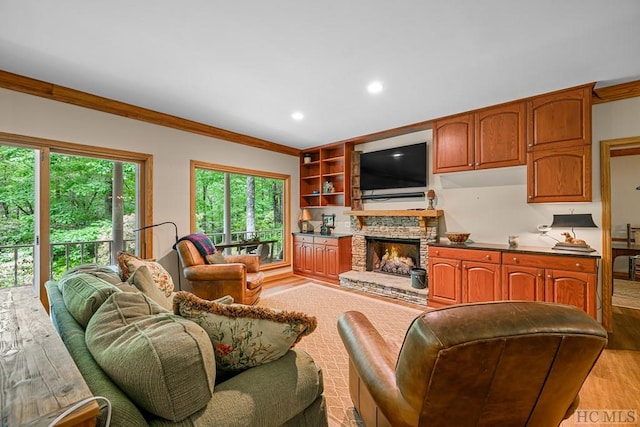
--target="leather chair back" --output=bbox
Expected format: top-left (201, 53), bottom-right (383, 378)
top-left (339, 301), bottom-right (607, 427)
top-left (176, 239), bottom-right (206, 267)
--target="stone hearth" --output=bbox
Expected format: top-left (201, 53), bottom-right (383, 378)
top-left (339, 210), bottom-right (442, 305)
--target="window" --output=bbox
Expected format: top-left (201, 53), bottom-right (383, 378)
top-left (0, 132), bottom-right (151, 296)
top-left (192, 161), bottom-right (290, 268)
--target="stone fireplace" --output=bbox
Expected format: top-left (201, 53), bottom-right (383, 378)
top-left (339, 210), bottom-right (442, 305)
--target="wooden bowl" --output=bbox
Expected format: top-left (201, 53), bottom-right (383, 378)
top-left (446, 232), bottom-right (470, 244)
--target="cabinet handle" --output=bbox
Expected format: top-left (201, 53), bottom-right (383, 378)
top-left (486, 255), bottom-right (491, 259)
top-left (468, 163), bottom-right (473, 167)
top-left (528, 195), bottom-right (533, 199)
top-left (547, 274), bottom-right (552, 278)
top-left (528, 144), bottom-right (533, 147)
top-left (435, 251), bottom-right (440, 256)
top-left (513, 257), bottom-right (518, 262)
top-left (475, 163), bottom-right (480, 166)
top-left (537, 273), bottom-right (542, 277)
top-left (575, 263), bottom-right (581, 268)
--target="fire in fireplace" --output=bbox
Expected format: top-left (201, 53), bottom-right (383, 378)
top-left (366, 237), bottom-right (420, 276)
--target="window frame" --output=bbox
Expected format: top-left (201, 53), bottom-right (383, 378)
top-left (190, 160), bottom-right (291, 271)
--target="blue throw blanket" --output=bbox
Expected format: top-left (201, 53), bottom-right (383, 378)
top-left (174, 233), bottom-right (217, 257)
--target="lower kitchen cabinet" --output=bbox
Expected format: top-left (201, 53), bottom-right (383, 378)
top-left (429, 245), bottom-right (599, 319)
top-left (293, 233), bottom-right (352, 284)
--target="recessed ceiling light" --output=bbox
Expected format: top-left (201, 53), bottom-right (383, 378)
top-left (367, 81), bottom-right (384, 94)
top-left (291, 111), bottom-right (304, 120)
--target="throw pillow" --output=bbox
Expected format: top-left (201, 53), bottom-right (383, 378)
top-left (58, 272), bottom-right (121, 328)
top-left (127, 265), bottom-right (172, 311)
top-left (117, 251), bottom-right (174, 297)
top-left (85, 292), bottom-right (215, 422)
top-left (173, 291), bottom-right (317, 371)
top-left (61, 263), bottom-right (122, 285)
top-left (205, 253), bottom-right (227, 264)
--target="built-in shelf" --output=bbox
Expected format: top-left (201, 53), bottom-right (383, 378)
top-left (345, 209), bottom-right (444, 231)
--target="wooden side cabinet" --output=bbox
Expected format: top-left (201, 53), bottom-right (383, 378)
top-left (502, 252), bottom-right (597, 318)
top-left (433, 113), bottom-right (475, 173)
top-left (429, 245), bottom-right (599, 319)
top-left (293, 234), bottom-right (352, 284)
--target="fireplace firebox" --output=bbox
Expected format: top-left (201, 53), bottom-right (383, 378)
top-left (366, 237), bottom-right (420, 277)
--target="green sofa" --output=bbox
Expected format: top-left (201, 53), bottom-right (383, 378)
top-left (46, 279), bottom-right (328, 427)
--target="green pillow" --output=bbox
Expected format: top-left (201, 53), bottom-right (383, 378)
top-left (85, 292), bottom-right (215, 422)
top-left (127, 265), bottom-right (172, 311)
top-left (173, 291), bottom-right (317, 372)
top-left (58, 273), bottom-right (121, 328)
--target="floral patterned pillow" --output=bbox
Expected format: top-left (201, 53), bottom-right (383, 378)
top-left (173, 291), bottom-right (317, 371)
top-left (117, 251), bottom-right (175, 297)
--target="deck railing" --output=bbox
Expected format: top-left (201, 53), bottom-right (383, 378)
top-left (0, 229), bottom-right (284, 288)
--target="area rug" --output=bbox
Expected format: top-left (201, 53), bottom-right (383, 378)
top-left (259, 283), bottom-right (423, 427)
top-left (613, 279), bottom-right (640, 310)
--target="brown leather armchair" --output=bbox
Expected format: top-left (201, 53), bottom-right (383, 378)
top-left (175, 239), bottom-right (264, 305)
top-left (338, 301), bottom-right (607, 427)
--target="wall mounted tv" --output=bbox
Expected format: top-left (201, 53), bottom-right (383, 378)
top-left (359, 142), bottom-right (427, 196)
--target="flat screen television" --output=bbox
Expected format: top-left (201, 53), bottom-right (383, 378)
top-left (360, 142), bottom-right (427, 192)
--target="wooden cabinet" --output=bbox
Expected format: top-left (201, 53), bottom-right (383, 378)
top-left (527, 85), bottom-right (591, 151)
top-left (429, 245), bottom-right (599, 319)
top-left (428, 256), bottom-right (462, 307)
top-left (526, 85), bottom-right (592, 203)
top-left (502, 252), bottom-right (597, 318)
top-left (293, 234), bottom-right (314, 274)
top-left (300, 142), bottom-right (352, 208)
top-left (433, 114), bottom-right (474, 173)
top-left (433, 102), bottom-right (526, 174)
top-left (502, 265), bottom-right (544, 301)
top-left (428, 246), bottom-right (501, 307)
top-left (527, 145), bottom-right (592, 202)
top-left (293, 234), bottom-right (352, 284)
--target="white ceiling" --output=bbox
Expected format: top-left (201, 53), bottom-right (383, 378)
top-left (1, 1), bottom-right (640, 149)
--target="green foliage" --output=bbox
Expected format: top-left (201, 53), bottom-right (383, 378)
top-left (195, 169), bottom-right (284, 236)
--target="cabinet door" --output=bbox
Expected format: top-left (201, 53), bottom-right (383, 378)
top-left (324, 245), bottom-right (340, 280)
top-left (527, 86), bottom-right (591, 151)
top-left (545, 269), bottom-right (596, 318)
top-left (475, 102), bottom-right (526, 169)
top-left (527, 145), bottom-right (592, 203)
top-left (433, 114), bottom-right (474, 173)
top-left (428, 257), bottom-right (461, 307)
top-left (502, 265), bottom-right (544, 301)
top-left (293, 240), bottom-right (304, 272)
top-left (313, 244), bottom-right (326, 276)
top-left (462, 261), bottom-right (501, 303)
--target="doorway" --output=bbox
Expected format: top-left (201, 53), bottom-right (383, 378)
top-left (601, 136), bottom-right (640, 328)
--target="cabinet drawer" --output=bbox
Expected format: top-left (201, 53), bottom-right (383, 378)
top-left (503, 253), bottom-right (596, 273)
top-left (294, 235), bottom-right (314, 244)
top-left (429, 247), bottom-right (500, 264)
top-left (314, 237), bottom-right (338, 246)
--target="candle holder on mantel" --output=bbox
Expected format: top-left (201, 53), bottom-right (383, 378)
top-left (426, 189), bottom-right (436, 210)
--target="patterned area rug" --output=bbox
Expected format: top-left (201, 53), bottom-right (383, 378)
top-left (259, 283), bottom-right (423, 426)
top-left (613, 279), bottom-right (640, 310)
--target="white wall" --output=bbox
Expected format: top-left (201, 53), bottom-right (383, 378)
top-left (0, 88), bottom-right (300, 281)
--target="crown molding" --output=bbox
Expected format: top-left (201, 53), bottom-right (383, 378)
top-left (0, 70), bottom-right (299, 157)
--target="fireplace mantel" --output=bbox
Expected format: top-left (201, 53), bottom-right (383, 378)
top-left (345, 209), bottom-right (444, 231)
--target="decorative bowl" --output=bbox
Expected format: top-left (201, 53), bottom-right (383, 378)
top-left (446, 232), bottom-right (470, 244)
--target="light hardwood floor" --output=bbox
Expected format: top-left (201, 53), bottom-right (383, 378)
top-left (265, 277), bottom-right (640, 426)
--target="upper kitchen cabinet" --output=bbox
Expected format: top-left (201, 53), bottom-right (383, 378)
top-left (300, 142), bottom-right (352, 208)
top-left (475, 101), bottom-right (526, 169)
top-left (433, 113), bottom-right (475, 173)
top-left (433, 102), bottom-right (526, 173)
top-left (527, 85), bottom-right (592, 152)
top-left (526, 84), bottom-right (593, 203)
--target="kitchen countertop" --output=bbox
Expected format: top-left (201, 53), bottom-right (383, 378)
top-left (292, 232), bottom-right (352, 238)
top-left (429, 241), bottom-right (601, 259)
